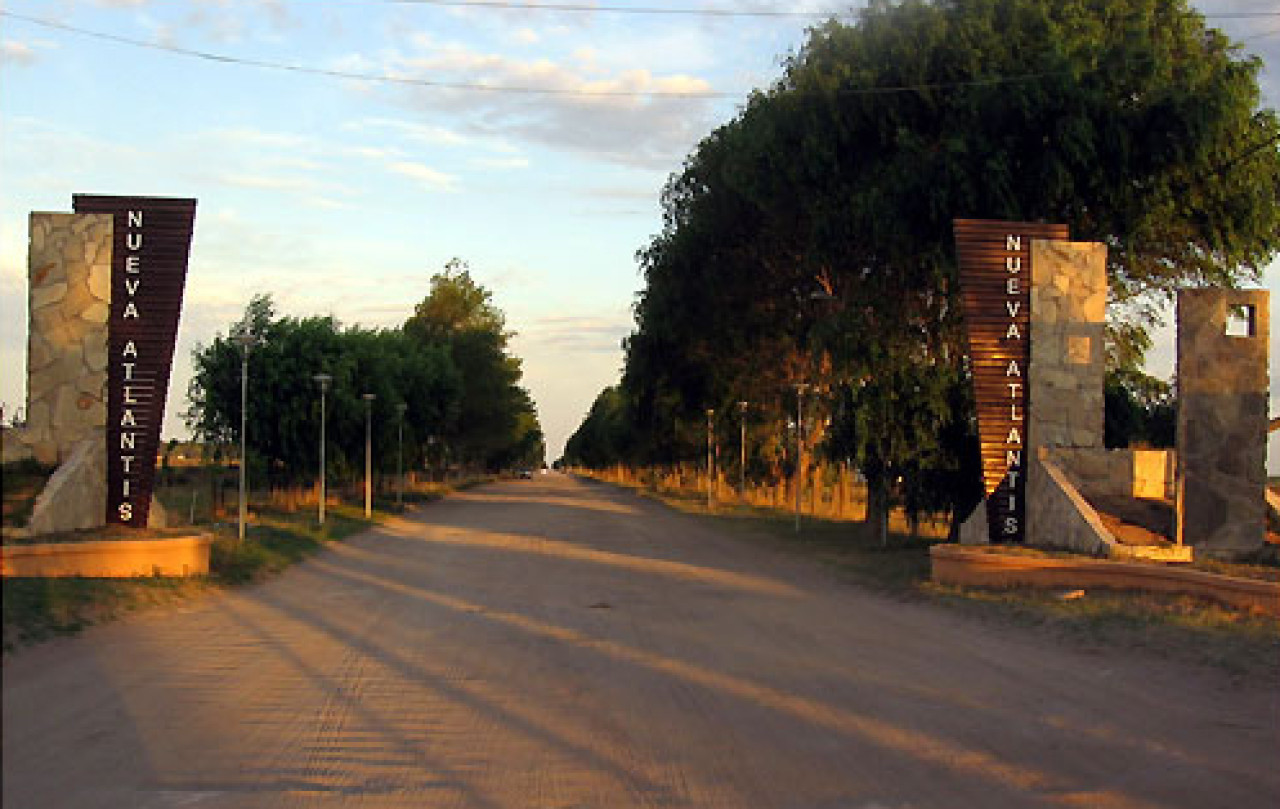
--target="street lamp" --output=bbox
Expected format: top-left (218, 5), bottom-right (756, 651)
top-left (789, 287), bottom-right (836, 534)
top-left (235, 330), bottom-right (260, 543)
top-left (313, 373), bottom-right (332, 526)
top-left (794, 382), bottom-right (811, 534)
top-left (396, 402), bottom-right (407, 509)
top-left (706, 408), bottom-right (715, 511)
top-left (737, 400), bottom-right (748, 496)
top-left (363, 393), bottom-right (376, 518)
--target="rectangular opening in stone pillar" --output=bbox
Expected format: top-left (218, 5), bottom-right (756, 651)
top-left (1225, 304), bottom-right (1257, 338)
top-left (1176, 289), bottom-right (1269, 557)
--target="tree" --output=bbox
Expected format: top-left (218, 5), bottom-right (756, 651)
top-left (186, 295), bottom-right (462, 487)
top-left (405, 260), bottom-right (543, 471)
top-left (563, 387), bottom-right (632, 469)
top-left (609, 0), bottom-right (1278, 539)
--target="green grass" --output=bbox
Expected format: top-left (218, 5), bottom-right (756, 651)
top-left (2, 576), bottom-right (209, 650)
top-left (2, 494), bottom-right (431, 653)
top-left (2, 458), bottom-right (55, 530)
top-left (923, 584), bottom-right (1280, 678)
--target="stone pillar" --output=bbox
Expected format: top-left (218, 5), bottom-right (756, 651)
top-left (1176, 289), bottom-right (1268, 557)
top-left (1025, 241), bottom-right (1106, 549)
top-left (1028, 240), bottom-right (1107, 454)
top-left (23, 213), bottom-right (113, 465)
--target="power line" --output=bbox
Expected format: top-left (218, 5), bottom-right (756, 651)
top-left (0, 9), bottom-right (1077, 100)
top-left (0, 10), bottom-right (728, 97)
top-left (381, 0), bottom-right (854, 18)
top-left (320, 1), bottom-right (1280, 22)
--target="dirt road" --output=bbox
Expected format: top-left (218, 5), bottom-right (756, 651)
top-left (4, 474), bottom-right (1278, 808)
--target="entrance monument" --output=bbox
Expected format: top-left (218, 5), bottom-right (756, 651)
top-left (9, 195), bottom-right (196, 535)
top-left (954, 218), bottom-right (1269, 560)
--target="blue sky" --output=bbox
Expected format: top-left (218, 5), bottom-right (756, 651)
top-left (1, 0), bottom-right (1278, 463)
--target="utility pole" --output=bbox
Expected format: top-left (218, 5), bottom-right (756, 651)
top-left (737, 400), bottom-right (748, 495)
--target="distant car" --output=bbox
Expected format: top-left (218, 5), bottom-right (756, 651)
top-left (518, 469), bottom-right (533, 479)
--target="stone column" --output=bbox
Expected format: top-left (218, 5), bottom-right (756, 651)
top-left (1026, 240), bottom-right (1106, 548)
top-left (1028, 240), bottom-right (1107, 454)
top-left (1176, 289), bottom-right (1269, 557)
top-left (23, 213), bottom-right (113, 465)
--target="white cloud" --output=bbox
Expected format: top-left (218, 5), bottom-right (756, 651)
top-left (512, 28), bottom-right (540, 46)
top-left (0, 41), bottom-right (38, 66)
top-left (387, 160), bottom-right (458, 191)
top-left (523, 314), bottom-right (632, 353)
top-left (344, 117), bottom-right (470, 147)
top-left (370, 42), bottom-right (719, 169)
top-left (220, 172), bottom-right (351, 197)
top-left (472, 156), bottom-right (530, 170)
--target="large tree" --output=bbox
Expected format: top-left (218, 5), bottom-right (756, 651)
top-left (405, 260), bottom-right (544, 471)
top-left (186, 295), bottom-right (461, 487)
top-left (616, 0), bottom-right (1279, 536)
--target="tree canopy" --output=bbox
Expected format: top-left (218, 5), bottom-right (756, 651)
top-left (186, 262), bottom-right (545, 486)
top-left (570, 0), bottom-right (1279, 534)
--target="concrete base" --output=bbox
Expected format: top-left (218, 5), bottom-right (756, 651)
top-left (1, 535), bottom-right (213, 578)
top-left (931, 545), bottom-right (1279, 616)
top-left (1111, 543), bottom-right (1193, 563)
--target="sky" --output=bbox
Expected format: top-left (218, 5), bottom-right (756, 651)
top-left (1, 0), bottom-right (1278, 465)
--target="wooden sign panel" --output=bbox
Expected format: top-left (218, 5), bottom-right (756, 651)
top-left (73, 195), bottom-right (197, 527)
top-left (954, 218), bottom-right (1068, 542)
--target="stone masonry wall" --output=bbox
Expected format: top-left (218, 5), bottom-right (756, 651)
top-left (1028, 240), bottom-right (1107, 453)
top-left (1026, 240), bottom-right (1107, 550)
top-left (22, 213), bottom-right (112, 466)
top-left (1177, 289), bottom-right (1268, 556)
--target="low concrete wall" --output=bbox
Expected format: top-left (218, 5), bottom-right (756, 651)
top-left (1, 535), bottom-right (213, 578)
top-left (1050, 447), bottom-right (1175, 501)
top-left (931, 545), bottom-right (1280, 616)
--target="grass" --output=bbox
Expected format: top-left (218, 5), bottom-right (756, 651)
top-left (1, 458), bottom-right (55, 530)
top-left (2, 482), bottom-right (477, 654)
top-left (584, 472), bottom-right (1280, 681)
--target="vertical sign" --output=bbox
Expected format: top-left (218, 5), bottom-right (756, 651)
top-left (954, 219), bottom-right (1068, 542)
top-left (73, 195), bottom-right (197, 527)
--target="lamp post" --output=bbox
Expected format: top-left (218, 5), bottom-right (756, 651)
top-left (790, 287), bottom-right (835, 534)
top-left (705, 408), bottom-right (715, 510)
top-left (313, 373), bottom-right (332, 526)
top-left (396, 402), bottom-right (407, 509)
top-left (363, 393), bottom-right (376, 518)
top-left (794, 382), bottom-right (811, 534)
top-left (737, 400), bottom-right (748, 495)
top-left (235, 331), bottom-right (259, 543)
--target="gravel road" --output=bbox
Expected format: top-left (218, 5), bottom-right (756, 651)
top-left (4, 473), bottom-right (1278, 808)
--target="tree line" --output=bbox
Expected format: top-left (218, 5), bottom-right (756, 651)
top-left (564, 0), bottom-right (1280, 539)
top-left (185, 260), bottom-right (545, 488)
